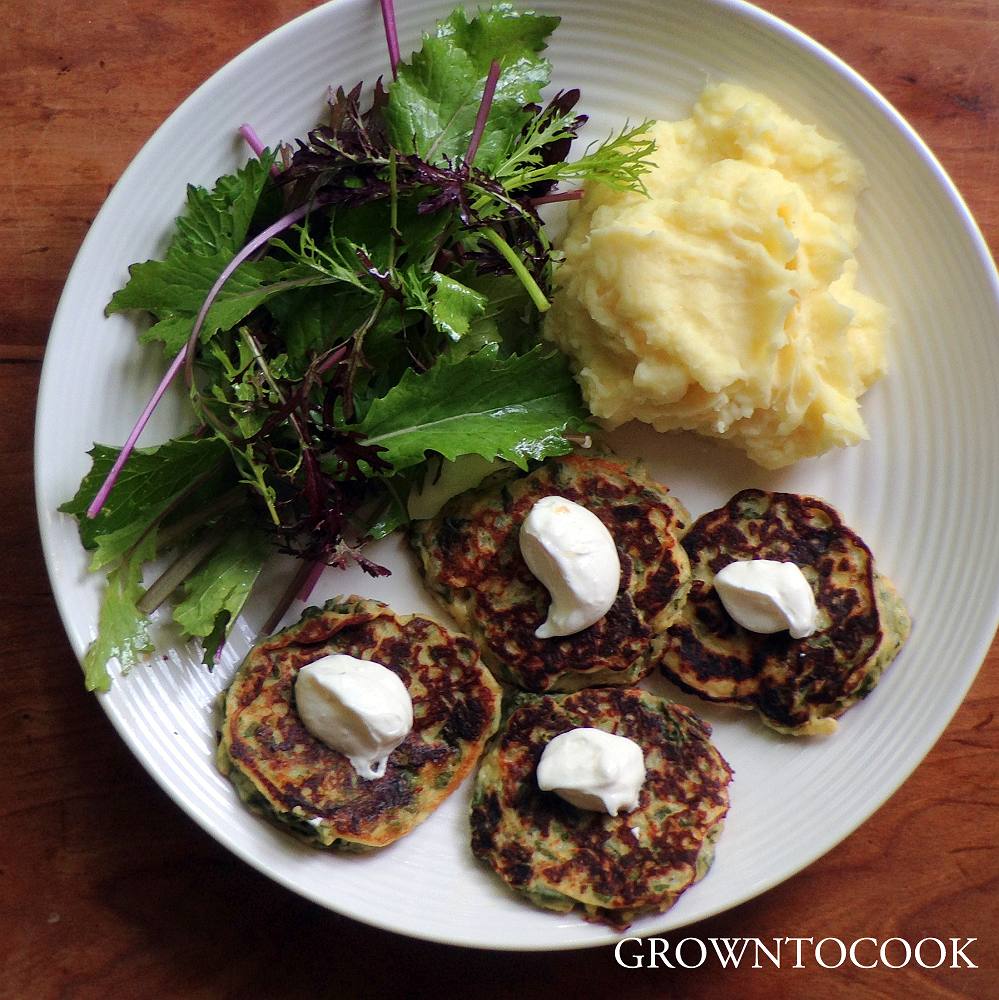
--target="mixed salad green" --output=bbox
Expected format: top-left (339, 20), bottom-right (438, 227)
top-left (61, 2), bottom-right (653, 691)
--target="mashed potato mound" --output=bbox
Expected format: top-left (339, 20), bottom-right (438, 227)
top-left (545, 83), bottom-right (889, 468)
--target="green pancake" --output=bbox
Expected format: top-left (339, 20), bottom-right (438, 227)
top-left (217, 596), bottom-right (502, 848)
top-left (410, 453), bottom-right (691, 693)
top-left (470, 687), bottom-right (732, 928)
top-left (658, 489), bottom-right (911, 735)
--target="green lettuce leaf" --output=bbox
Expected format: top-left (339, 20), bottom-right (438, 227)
top-left (265, 286), bottom-right (376, 372)
top-left (59, 436), bottom-right (232, 557)
top-left (430, 273), bottom-right (488, 341)
top-left (81, 536), bottom-right (156, 692)
top-left (167, 151), bottom-right (274, 259)
top-left (354, 344), bottom-right (588, 471)
top-left (172, 525), bottom-right (270, 641)
top-left (458, 272), bottom-right (537, 356)
top-left (328, 195), bottom-right (449, 273)
top-left (104, 153), bottom-right (282, 353)
top-left (168, 153), bottom-right (275, 260)
top-left (385, 4), bottom-right (558, 169)
top-left (108, 256), bottom-right (358, 356)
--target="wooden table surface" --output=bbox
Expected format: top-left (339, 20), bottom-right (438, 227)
top-left (3, 1), bottom-right (997, 997)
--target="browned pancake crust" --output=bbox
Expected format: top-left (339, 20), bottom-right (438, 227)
top-left (658, 489), bottom-right (910, 735)
top-left (217, 596), bottom-right (502, 848)
top-left (470, 688), bottom-right (732, 928)
top-left (410, 453), bottom-right (691, 692)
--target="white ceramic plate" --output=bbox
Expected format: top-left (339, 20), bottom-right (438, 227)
top-left (36, 0), bottom-right (999, 950)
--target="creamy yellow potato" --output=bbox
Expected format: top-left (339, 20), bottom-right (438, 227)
top-left (545, 83), bottom-right (889, 468)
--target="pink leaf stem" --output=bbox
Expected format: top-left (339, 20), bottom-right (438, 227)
top-left (180, 202), bottom-right (317, 386)
top-left (296, 558), bottom-right (327, 602)
top-left (379, 0), bottom-right (401, 79)
top-left (528, 189), bottom-right (584, 207)
top-left (261, 557), bottom-right (324, 635)
top-left (465, 60), bottom-right (501, 166)
top-left (238, 122), bottom-right (281, 177)
top-left (316, 341), bottom-right (351, 375)
top-left (238, 122), bottom-right (266, 157)
top-left (85, 349), bottom-right (188, 518)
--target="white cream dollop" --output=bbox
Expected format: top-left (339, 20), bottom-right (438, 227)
top-left (294, 654), bottom-right (413, 780)
top-left (519, 496), bottom-right (620, 638)
top-left (714, 559), bottom-right (818, 638)
top-left (536, 727), bottom-right (646, 815)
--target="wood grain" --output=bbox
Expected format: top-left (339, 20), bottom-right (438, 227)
top-left (2, 1), bottom-right (996, 997)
